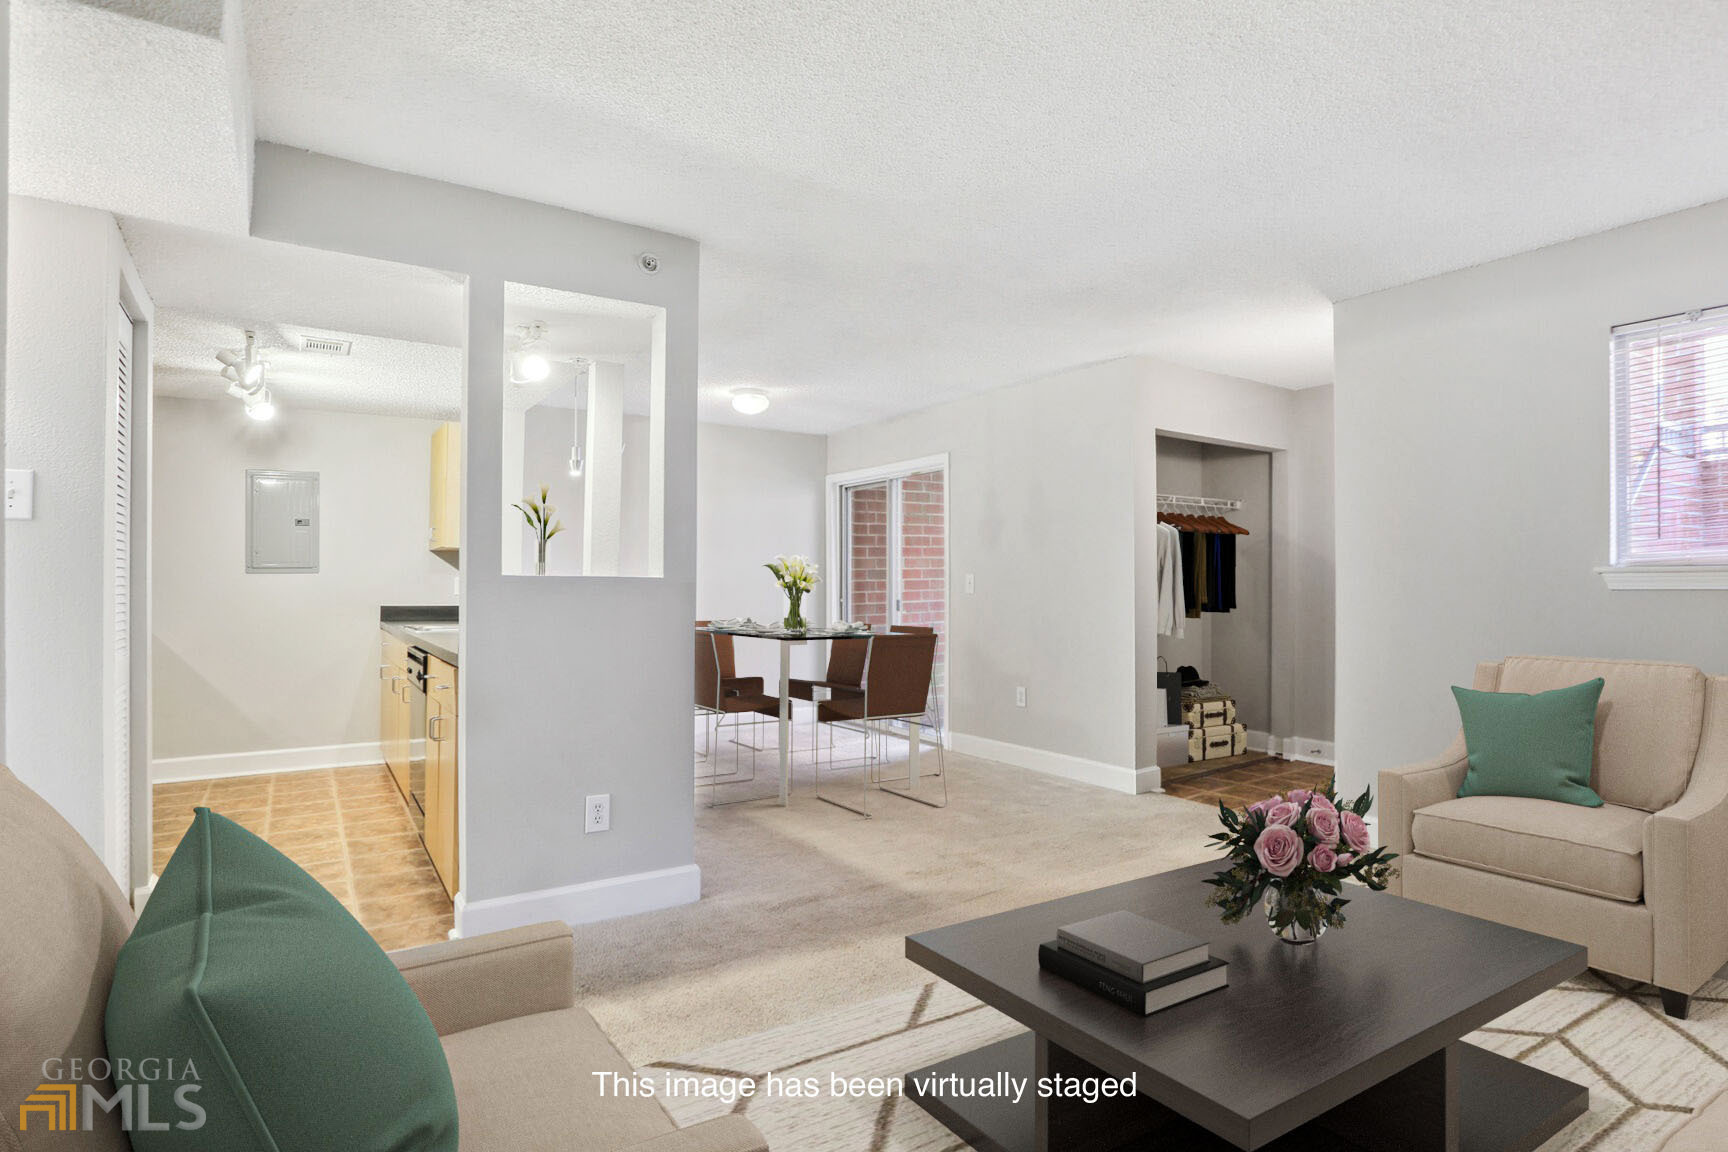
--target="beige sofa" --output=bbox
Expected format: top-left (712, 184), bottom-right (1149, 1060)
top-left (0, 765), bottom-right (767, 1152)
top-left (1380, 656), bottom-right (1728, 1020)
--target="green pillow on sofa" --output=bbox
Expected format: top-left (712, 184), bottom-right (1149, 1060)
top-left (105, 809), bottom-right (458, 1150)
top-left (1453, 678), bottom-right (1605, 807)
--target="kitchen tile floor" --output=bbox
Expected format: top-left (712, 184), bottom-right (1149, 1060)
top-left (151, 765), bottom-right (454, 952)
top-left (1161, 755), bottom-right (1336, 809)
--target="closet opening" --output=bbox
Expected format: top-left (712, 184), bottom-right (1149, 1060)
top-left (1150, 434), bottom-right (1275, 789)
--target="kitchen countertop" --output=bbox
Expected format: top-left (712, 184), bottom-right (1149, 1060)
top-left (380, 605), bottom-right (459, 666)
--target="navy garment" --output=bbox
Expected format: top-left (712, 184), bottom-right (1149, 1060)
top-left (1202, 533), bottom-right (1237, 613)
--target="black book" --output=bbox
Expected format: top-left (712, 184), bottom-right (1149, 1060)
top-left (1038, 941), bottom-right (1228, 1016)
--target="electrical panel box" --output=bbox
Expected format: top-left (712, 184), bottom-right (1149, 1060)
top-left (246, 469), bottom-right (320, 574)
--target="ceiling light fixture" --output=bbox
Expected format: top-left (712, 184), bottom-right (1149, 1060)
top-left (511, 322), bottom-right (552, 384)
top-left (730, 388), bottom-right (770, 416)
top-left (217, 331), bottom-right (274, 418)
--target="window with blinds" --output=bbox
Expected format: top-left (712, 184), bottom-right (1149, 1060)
top-left (1610, 305), bottom-right (1728, 569)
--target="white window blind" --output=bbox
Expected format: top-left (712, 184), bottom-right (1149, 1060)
top-left (1610, 305), bottom-right (1728, 568)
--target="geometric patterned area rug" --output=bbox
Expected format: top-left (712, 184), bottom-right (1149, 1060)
top-left (644, 972), bottom-right (1728, 1151)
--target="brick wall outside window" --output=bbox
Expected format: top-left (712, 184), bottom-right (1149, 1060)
top-left (846, 485), bottom-right (889, 627)
top-left (842, 471), bottom-right (946, 723)
top-left (898, 470), bottom-right (946, 707)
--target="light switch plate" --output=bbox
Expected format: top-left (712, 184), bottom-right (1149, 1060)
top-left (5, 470), bottom-right (34, 520)
top-left (964, 573), bottom-right (975, 593)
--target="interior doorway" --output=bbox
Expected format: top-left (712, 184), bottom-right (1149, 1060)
top-left (827, 456), bottom-right (949, 741)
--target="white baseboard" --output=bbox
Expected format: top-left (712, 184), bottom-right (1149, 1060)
top-left (952, 732), bottom-right (1157, 795)
top-left (151, 741), bottom-right (385, 783)
top-left (1246, 729), bottom-right (1275, 754)
top-left (454, 863), bottom-right (702, 938)
top-left (1278, 736), bottom-right (1336, 766)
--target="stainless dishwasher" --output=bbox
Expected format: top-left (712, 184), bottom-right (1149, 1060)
top-left (405, 646), bottom-right (429, 835)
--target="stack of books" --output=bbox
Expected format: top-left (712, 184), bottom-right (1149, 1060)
top-left (1039, 910), bottom-right (1227, 1016)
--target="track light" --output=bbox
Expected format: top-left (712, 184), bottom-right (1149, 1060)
top-left (217, 331), bottom-right (274, 418)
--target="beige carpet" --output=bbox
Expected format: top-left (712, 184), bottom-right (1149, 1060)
top-left (639, 971), bottom-right (1728, 1150)
top-left (578, 737), bottom-right (1222, 1063)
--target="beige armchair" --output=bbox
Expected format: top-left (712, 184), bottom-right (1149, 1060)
top-left (0, 765), bottom-right (767, 1152)
top-left (1380, 656), bottom-right (1728, 1020)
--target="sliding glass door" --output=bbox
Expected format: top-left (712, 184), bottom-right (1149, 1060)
top-left (833, 460), bottom-right (947, 737)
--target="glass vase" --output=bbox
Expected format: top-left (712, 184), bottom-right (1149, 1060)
top-left (783, 589), bottom-right (806, 631)
top-left (1264, 889), bottom-right (1325, 946)
top-left (536, 539), bottom-right (548, 576)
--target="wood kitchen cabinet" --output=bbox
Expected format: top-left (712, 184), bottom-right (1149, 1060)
top-left (424, 654), bottom-right (459, 898)
top-left (380, 631), bottom-right (412, 801)
top-left (428, 421), bottom-right (461, 554)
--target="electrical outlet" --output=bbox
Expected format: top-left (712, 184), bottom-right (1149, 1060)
top-left (1015, 686), bottom-right (1027, 708)
top-left (5, 470), bottom-right (34, 520)
top-left (964, 573), bottom-right (975, 594)
top-left (585, 794), bottom-right (610, 833)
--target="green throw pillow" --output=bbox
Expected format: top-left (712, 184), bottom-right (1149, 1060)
top-left (1453, 678), bottom-right (1605, 807)
top-left (105, 809), bottom-right (457, 1151)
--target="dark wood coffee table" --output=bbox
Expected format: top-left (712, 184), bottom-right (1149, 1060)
top-left (905, 862), bottom-right (1587, 1152)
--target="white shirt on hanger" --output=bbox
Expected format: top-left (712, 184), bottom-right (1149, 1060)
top-left (1156, 522), bottom-right (1185, 638)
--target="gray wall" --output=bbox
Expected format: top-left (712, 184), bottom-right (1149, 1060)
top-left (1289, 386), bottom-right (1335, 753)
top-left (829, 358), bottom-right (1142, 770)
top-left (1, 0), bottom-right (9, 759)
top-left (151, 398), bottom-right (458, 762)
top-left (830, 354), bottom-right (1338, 780)
top-left (1334, 198), bottom-right (1728, 800)
top-left (1200, 445), bottom-right (1274, 734)
top-left (5, 196), bottom-right (154, 879)
top-left (1134, 365), bottom-right (1336, 768)
top-left (251, 144), bottom-right (701, 924)
top-left (695, 422), bottom-right (828, 685)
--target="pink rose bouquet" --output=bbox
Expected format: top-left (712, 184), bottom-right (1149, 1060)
top-left (1205, 779), bottom-right (1398, 938)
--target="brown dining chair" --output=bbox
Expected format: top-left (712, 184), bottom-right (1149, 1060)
top-left (694, 627), bottom-right (779, 805)
top-left (884, 624), bottom-right (947, 794)
top-left (788, 635), bottom-right (867, 753)
top-left (693, 621), bottom-right (765, 761)
top-left (813, 631), bottom-right (940, 816)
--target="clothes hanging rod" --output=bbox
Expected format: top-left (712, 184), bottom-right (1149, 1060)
top-left (1156, 494), bottom-right (1243, 512)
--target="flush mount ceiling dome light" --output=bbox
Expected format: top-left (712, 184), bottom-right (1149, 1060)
top-left (216, 330), bottom-right (274, 419)
top-left (511, 322), bottom-right (552, 384)
top-left (730, 388), bottom-right (770, 415)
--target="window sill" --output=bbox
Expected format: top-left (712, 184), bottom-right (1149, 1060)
top-left (1596, 565), bottom-right (1728, 590)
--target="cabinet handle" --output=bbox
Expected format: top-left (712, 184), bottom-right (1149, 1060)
top-left (429, 715), bottom-right (446, 742)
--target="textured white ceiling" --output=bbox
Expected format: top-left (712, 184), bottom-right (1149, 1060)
top-left (25, 2), bottom-right (1728, 432)
top-left (236, 0), bottom-right (1728, 432)
top-left (129, 214), bottom-right (467, 418)
top-left (11, 0), bottom-right (252, 233)
top-left (121, 217), bottom-right (466, 347)
top-left (153, 310), bottom-right (463, 419)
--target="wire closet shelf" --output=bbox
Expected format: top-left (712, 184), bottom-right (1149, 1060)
top-left (1155, 494), bottom-right (1243, 513)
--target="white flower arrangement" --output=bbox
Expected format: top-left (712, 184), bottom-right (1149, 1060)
top-left (764, 554), bottom-right (819, 595)
top-left (765, 554), bottom-right (819, 630)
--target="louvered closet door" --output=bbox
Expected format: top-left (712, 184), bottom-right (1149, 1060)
top-left (109, 300), bottom-right (133, 887)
